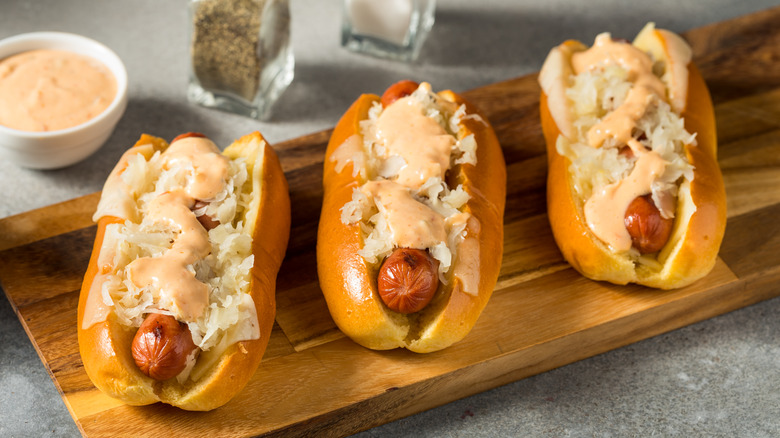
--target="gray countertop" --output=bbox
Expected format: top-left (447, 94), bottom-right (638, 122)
top-left (1, 0), bottom-right (778, 436)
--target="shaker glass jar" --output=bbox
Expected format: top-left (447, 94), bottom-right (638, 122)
top-left (188, 0), bottom-right (293, 120)
top-left (342, 0), bottom-right (436, 61)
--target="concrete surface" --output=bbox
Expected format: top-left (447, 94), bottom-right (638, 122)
top-left (1, 0), bottom-right (778, 436)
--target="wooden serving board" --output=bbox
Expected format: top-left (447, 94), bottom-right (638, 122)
top-left (2, 7), bottom-right (780, 437)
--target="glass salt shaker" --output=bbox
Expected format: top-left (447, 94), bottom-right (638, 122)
top-left (341, 0), bottom-right (436, 61)
top-left (187, 0), bottom-right (294, 120)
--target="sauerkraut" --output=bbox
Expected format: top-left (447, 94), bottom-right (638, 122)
top-left (359, 86), bottom-right (478, 182)
top-left (560, 63), bottom-right (696, 216)
top-left (98, 148), bottom-right (257, 353)
top-left (340, 84), bottom-right (478, 281)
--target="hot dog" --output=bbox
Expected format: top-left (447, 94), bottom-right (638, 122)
top-left (132, 313), bottom-right (198, 381)
top-left (377, 247), bottom-right (440, 314)
top-left (77, 132), bottom-right (290, 410)
top-left (538, 23), bottom-right (727, 289)
top-left (317, 81), bottom-right (506, 353)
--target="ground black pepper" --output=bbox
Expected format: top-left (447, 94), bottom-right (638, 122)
top-left (191, 0), bottom-right (265, 101)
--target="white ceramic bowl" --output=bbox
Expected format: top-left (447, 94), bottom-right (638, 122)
top-left (0, 32), bottom-right (128, 169)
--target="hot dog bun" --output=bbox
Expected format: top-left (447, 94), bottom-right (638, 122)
top-left (539, 24), bottom-right (726, 289)
top-left (317, 82), bottom-right (506, 353)
top-left (77, 132), bottom-right (290, 410)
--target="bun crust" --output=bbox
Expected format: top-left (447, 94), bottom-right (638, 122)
top-left (77, 132), bottom-right (290, 410)
top-left (317, 89), bottom-right (506, 353)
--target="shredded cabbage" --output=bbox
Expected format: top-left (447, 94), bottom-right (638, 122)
top-left (562, 65), bottom-right (695, 215)
top-left (339, 83), bottom-right (482, 282)
top-left (99, 150), bottom-right (256, 352)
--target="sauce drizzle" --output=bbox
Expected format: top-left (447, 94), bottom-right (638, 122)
top-left (375, 95), bottom-right (454, 189)
top-left (361, 180), bottom-right (447, 249)
top-left (126, 137), bottom-right (229, 322)
top-left (571, 34), bottom-right (665, 149)
top-left (584, 140), bottom-right (667, 252)
top-left (571, 34), bottom-right (676, 252)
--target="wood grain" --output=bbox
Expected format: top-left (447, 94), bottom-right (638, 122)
top-left (1, 6), bottom-right (779, 437)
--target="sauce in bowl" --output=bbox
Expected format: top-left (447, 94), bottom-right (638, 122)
top-left (0, 49), bottom-right (116, 132)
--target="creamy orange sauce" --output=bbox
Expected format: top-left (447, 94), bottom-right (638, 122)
top-left (338, 84), bottom-right (477, 287)
top-left (376, 96), bottom-right (454, 189)
top-left (0, 49), bottom-right (116, 132)
top-left (163, 137), bottom-right (229, 200)
top-left (572, 34), bottom-right (665, 148)
top-left (86, 137), bottom-right (230, 325)
top-left (126, 138), bottom-right (228, 322)
top-left (127, 191), bottom-right (212, 321)
top-left (585, 141), bottom-right (667, 252)
top-left (568, 33), bottom-right (679, 252)
top-left (572, 34), bottom-right (654, 79)
top-left (586, 75), bottom-right (663, 148)
top-left (362, 180), bottom-right (447, 249)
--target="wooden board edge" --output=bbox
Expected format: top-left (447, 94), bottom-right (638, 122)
top-left (260, 270), bottom-right (778, 437)
top-left (69, 253), bottom-right (780, 438)
top-left (1, 288), bottom-right (90, 436)
top-left (0, 192), bottom-right (100, 252)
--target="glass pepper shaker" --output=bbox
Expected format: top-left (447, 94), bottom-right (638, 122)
top-left (188, 0), bottom-right (294, 120)
top-left (341, 0), bottom-right (436, 61)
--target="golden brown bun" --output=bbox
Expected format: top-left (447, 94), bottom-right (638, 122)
top-left (317, 89), bottom-right (506, 353)
top-left (541, 28), bottom-right (727, 289)
top-left (77, 132), bottom-right (290, 410)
